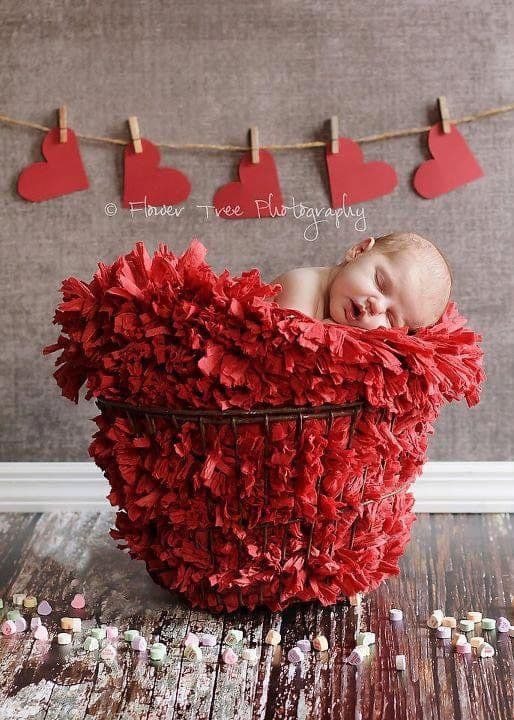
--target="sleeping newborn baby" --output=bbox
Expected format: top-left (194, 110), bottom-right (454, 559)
top-left (268, 231), bottom-right (453, 332)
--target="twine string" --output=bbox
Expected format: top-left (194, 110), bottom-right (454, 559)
top-left (0, 102), bottom-right (513, 152)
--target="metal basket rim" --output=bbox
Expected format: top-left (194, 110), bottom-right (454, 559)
top-left (94, 396), bottom-right (367, 420)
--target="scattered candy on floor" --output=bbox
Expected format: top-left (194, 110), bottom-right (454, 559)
top-left (496, 616), bottom-right (510, 632)
top-left (198, 632), bottom-right (216, 647)
top-left (0, 591), bottom-right (511, 675)
top-left (84, 636), bottom-right (99, 651)
top-left (183, 631), bottom-right (199, 647)
top-left (481, 617), bottom-right (496, 630)
top-left (456, 641), bottom-right (472, 654)
top-left (242, 647), bottom-right (258, 665)
top-left (459, 619), bottom-right (474, 632)
top-left (71, 593), bottom-right (86, 609)
top-left (395, 654), bottom-right (406, 670)
top-left (90, 627), bottom-right (106, 641)
top-left (225, 629), bottom-right (243, 647)
top-left (37, 600), bottom-right (52, 616)
top-left (296, 639), bottom-right (311, 653)
top-left (33, 625), bottom-right (48, 641)
top-left (442, 616), bottom-right (457, 628)
top-left (265, 629), bottom-right (281, 646)
top-left (1, 620), bottom-right (17, 636)
top-left (287, 647), bottom-right (304, 663)
top-left (221, 647), bottom-right (238, 664)
top-left (427, 610), bottom-right (444, 628)
top-left (478, 642), bottom-right (495, 657)
top-left (14, 617), bottom-right (27, 632)
top-left (184, 644), bottom-right (203, 662)
top-left (132, 635), bottom-right (147, 652)
top-left (100, 643), bottom-right (117, 660)
top-left (312, 635), bottom-right (329, 651)
top-left (106, 625), bottom-right (119, 640)
top-left (436, 626), bottom-right (451, 639)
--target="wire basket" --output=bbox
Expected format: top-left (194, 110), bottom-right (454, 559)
top-left (94, 396), bottom-right (410, 613)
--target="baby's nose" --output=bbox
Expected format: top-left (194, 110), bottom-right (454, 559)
top-left (368, 296), bottom-right (386, 315)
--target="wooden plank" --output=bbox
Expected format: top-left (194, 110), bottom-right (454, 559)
top-left (0, 513), bottom-right (512, 719)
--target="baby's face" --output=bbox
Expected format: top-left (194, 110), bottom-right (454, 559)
top-left (328, 247), bottom-right (438, 330)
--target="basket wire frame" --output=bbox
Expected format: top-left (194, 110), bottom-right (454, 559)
top-left (96, 397), bottom-right (404, 607)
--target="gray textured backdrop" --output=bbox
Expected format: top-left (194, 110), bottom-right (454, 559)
top-left (1, 1), bottom-right (512, 461)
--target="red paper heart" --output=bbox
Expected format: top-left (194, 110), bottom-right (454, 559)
top-left (413, 123), bottom-right (484, 199)
top-left (213, 149), bottom-right (284, 219)
top-left (325, 137), bottom-right (397, 208)
top-left (17, 127), bottom-right (89, 202)
top-left (122, 138), bottom-right (191, 208)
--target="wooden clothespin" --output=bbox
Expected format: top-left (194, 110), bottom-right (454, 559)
top-left (330, 115), bottom-right (339, 154)
top-left (437, 96), bottom-right (451, 134)
top-left (249, 126), bottom-right (259, 164)
top-left (128, 116), bottom-right (143, 153)
top-left (58, 105), bottom-right (67, 143)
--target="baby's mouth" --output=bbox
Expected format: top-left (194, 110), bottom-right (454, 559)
top-left (346, 299), bottom-right (362, 320)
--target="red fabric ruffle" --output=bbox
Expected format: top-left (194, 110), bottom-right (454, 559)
top-left (43, 239), bottom-right (485, 613)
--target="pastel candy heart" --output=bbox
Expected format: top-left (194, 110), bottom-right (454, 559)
top-left (37, 600), bottom-right (52, 616)
top-left (287, 647), bottom-right (304, 663)
top-left (198, 632), bottom-right (217, 647)
top-left (221, 648), bottom-right (238, 665)
top-left (83, 636), bottom-right (99, 651)
top-left (132, 635), bottom-right (147, 651)
top-left (296, 639), bottom-right (311, 653)
top-left (496, 616), bottom-right (510, 632)
top-left (183, 632), bottom-right (199, 647)
top-left (100, 643), bottom-right (117, 660)
top-left (34, 625), bottom-right (49, 641)
top-left (15, 617), bottom-right (27, 632)
top-left (2, 620), bottom-right (17, 636)
top-left (71, 593), bottom-right (86, 609)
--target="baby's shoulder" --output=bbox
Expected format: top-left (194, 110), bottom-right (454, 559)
top-left (268, 266), bottom-right (326, 319)
top-left (271, 266), bottom-right (323, 290)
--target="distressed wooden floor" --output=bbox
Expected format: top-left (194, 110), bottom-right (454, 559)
top-left (0, 512), bottom-right (511, 719)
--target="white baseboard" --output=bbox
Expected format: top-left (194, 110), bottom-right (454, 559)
top-left (0, 462), bottom-right (512, 513)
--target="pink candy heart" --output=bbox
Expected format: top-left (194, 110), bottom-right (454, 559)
top-left (71, 593), bottom-right (86, 609)
top-left (221, 648), bottom-right (238, 665)
top-left (33, 625), bottom-right (49, 641)
top-left (1, 620), bottom-right (17, 636)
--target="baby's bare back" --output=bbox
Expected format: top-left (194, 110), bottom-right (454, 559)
top-left (267, 267), bottom-right (331, 321)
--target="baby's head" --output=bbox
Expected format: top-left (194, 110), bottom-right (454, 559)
top-left (328, 231), bottom-right (453, 331)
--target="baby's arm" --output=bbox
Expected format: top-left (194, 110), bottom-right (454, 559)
top-left (267, 268), bottom-right (320, 318)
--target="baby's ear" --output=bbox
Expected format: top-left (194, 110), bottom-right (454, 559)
top-left (344, 236), bottom-right (375, 262)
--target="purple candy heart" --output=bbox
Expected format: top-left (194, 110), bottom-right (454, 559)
top-left (37, 600), bottom-right (52, 616)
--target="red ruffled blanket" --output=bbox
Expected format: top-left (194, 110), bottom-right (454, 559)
top-left (43, 239), bottom-right (485, 613)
